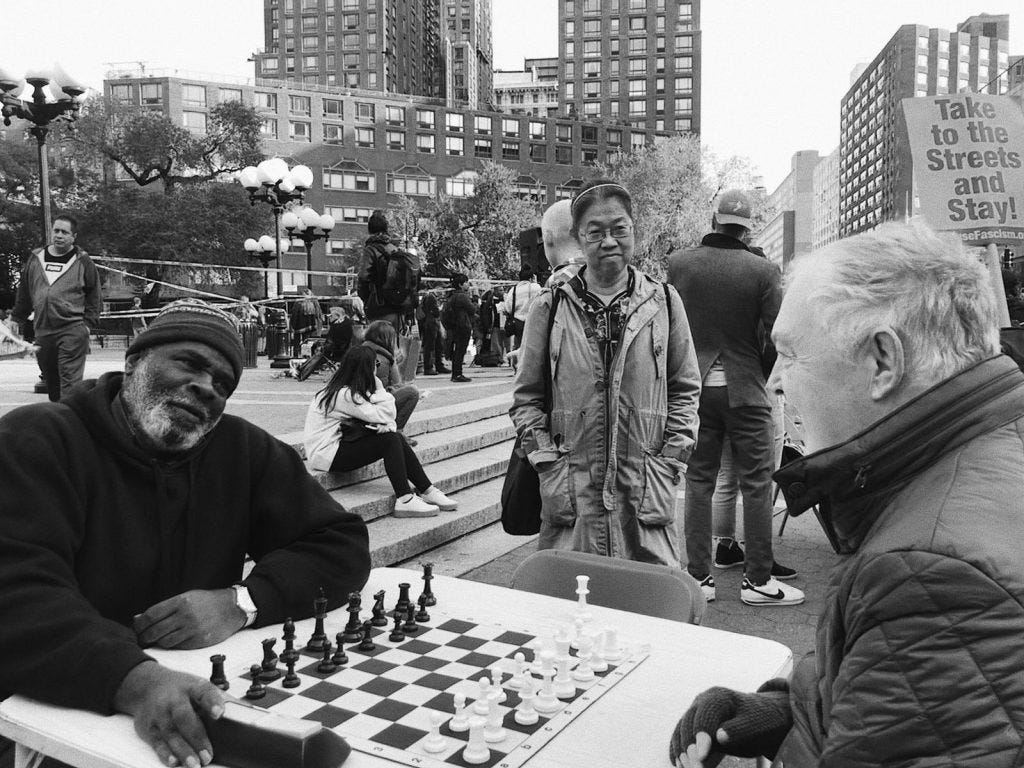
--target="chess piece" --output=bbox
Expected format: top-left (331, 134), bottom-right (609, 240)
top-left (535, 665), bottom-right (559, 714)
top-left (318, 642), bottom-right (337, 674)
top-left (259, 638), bottom-right (281, 681)
top-left (514, 679), bottom-right (539, 726)
top-left (574, 574), bottom-right (592, 622)
top-left (415, 593), bottom-right (431, 623)
top-left (358, 620), bottom-right (376, 652)
top-left (461, 717), bottom-right (490, 765)
top-left (570, 616), bottom-right (586, 651)
top-left (419, 562), bottom-right (437, 607)
top-left (245, 664), bottom-right (266, 700)
top-left (603, 626), bottom-right (623, 661)
top-left (306, 588), bottom-right (328, 652)
top-left (370, 590), bottom-right (389, 627)
top-left (341, 592), bottom-right (363, 642)
top-left (590, 630), bottom-right (609, 673)
top-left (389, 611), bottom-right (406, 643)
top-left (507, 652), bottom-right (527, 690)
top-left (332, 633), bottom-right (349, 666)
top-left (402, 602), bottom-right (419, 634)
top-left (209, 654), bottom-right (228, 691)
top-left (488, 663), bottom-right (507, 703)
top-left (393, 582), bottom-right (412, 618)
top-left (282, 618), bottom-right (297, 660)
top-left (555, 631), bottom-right (572, 664)
top-left (473, 677), bottom-right (491, 715)
top-left (449, 692), bottom-right (470, 732)
top-left (423, 711), bottom-right (448, 753)
top-left (483, 691), bottom-right (506, 743)
top-left (527, 638), bottom-right (544, 674)
top-left (282, 654), bottom-right (300, 688)
top-left (553, 657), bottom-right (575, 699)
top-left (572, 634), bottom-right (596, 682)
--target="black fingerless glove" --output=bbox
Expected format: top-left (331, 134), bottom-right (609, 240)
top-left (669, 679), bottom-right (792, 763)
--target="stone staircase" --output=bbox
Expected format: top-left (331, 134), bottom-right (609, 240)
top-left (277, 377), bottom-right (536, 576)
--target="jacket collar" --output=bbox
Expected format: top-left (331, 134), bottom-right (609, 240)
top-left (362, 339), bottom-right (394, 363)
top-left (700, 232), bottom-right (752, 252)
top-left (775, 355), bottom-right (1024, 553)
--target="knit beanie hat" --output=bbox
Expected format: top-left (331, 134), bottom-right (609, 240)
top-left (126, 299), bottom-right (245, 386)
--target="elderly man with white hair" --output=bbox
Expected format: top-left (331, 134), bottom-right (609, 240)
top-left (541, 198), bottom-right (584, 287)
top-left (671, 220), bottom-right (1024, 767)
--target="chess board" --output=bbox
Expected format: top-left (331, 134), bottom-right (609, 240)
top-left (229, 614), bottom-right (647, 768)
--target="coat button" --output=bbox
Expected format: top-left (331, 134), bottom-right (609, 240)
top-left (788, 482), bottom-right (807, 497)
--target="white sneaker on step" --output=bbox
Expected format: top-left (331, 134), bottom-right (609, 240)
top-left (740, 576), bottom-right (805, 606)
top-left (393, 494), bottom-right (439, 518)
top-left (420, 486), bottom-right (457, 511)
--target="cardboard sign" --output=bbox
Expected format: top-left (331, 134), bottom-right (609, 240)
top-left (903, 94), bottom-right (1024, 245)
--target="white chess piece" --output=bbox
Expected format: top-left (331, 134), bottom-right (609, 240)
top-left (473, 676), bottom-right (491, 715)
top-left (555, 632), bottom-right (572, 663)
top-left (423, 711), bottom-right (448, 753)
top-left (461, 716), bottom-right (490, 765)
top-left (603, 626), bottom-right (624, 661)
top-left (570, 616), bottom-right (586, 651)
top-left (571, 634), bottom-right (596, 682)
top-left (589, 630), bottom-right (609, 673)
top-left (506, 652), bottom-right (527, 690)
top-left (553, 656), bottom-right (576, 699)
top-left (574, 574), bottom-right (592, 619)
top-left (483, 691), bottom-right (506, 743)
top-left (449, 692), bottom-right (470, 733)
top-left (489, 663), bottom-right (507, 703)
top-left (534, 666), bottom-right (560, 714)
top-left (527, 638), bottom-right (544, 673)
top-left (514, 678), bottom-right (540, 725)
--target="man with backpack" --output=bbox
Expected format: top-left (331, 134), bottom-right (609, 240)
top-left (501, 266), bottom-right (542, 351)
top-left (357, 211), bottom-right (420, 334)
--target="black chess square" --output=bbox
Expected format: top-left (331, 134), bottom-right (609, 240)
top-left (365, 698), bottom-right (417, 722)
top-left (494, 631), bottom-right (534, 646)
top-left (358, 677), bottom-right (406, 697)
top-left (406, 655), bottom-right (448, 672)
top-left (400, 639), bottom-right (440, 655)
top-left (414, 672), bottom-right (463, 691)
top-left (423, 691), bottom-right (457, 712)
top-left (250, 686), bottom-right (291, 708)
top-left (305, 704), bottom-right (357, 728)
top-left (436, 619), bottom-right (476, 634)
top-left (447, 635), bottom-right (487, 650)
top-left (352, 658), bottom-right (397, 675)
top-left (457, 651), bottom-right (503, 668)
top-left (370, 722), bottom-right (427, 750)
top-left (302, 681), bottom-right (351, 702)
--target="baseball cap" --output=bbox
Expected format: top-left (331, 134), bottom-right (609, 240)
top-left (715, 190), bottom-right (753, 229)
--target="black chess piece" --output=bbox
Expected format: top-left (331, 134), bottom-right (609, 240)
top-left (332, 633), bottom-right (349, 666)
top-left (370, 590), bottom-right (388, 627)
top-left (357, 620), bottom-right (376, 652)
top-left (420, 562), bottom-right (437, 607)
top-left (389, 611), bottom-right (406, 643)
top-left (282, 654), bottom-right (300, 688)
top-left (259, 638), bottom-right (281, 681)
top-left (415, 593), bottom-right (431, 623)
top-left (394, 582), bottom-right (412, 618)
top-left (403, 602), bottom-right (419, 634)
top-left (209, 654), bottom-right (229, 691)
top-left (318, 642), bottom-right (337, 674)
top-left (340, 592), bottom-right (363, 643)
top-left (282, 617), bottom-right (296, 659)
top-left (306, 588), bottom-right (329, 653)
top-left (245, 664), bottom-right (266, 699)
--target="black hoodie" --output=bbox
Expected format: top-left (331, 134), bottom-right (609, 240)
top-left (0, 372), bottom-right (369, 713)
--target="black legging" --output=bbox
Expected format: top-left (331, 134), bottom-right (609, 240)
top-left (330, 432), bottom-right (430, 497)
top-left (450, 328), bottom-right (471, 377)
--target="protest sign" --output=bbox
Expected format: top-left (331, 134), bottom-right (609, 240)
top-left (903, 94), bottom-right (1024, 246)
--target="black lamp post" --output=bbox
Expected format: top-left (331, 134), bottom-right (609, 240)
top-left (0, 65), bottom-right (86, 239)
top-left (281, 206), bottom-right (335, 286)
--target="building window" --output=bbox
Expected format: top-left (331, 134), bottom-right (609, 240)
top-left (446, 171), bottom-right (477, 198)
top-left (289, 95), bottom-right (311, 115)
top-left (447, 112), bottom-right (464, 132)
top-left (446, 136), bottom-right (464, 156)
top-left (416, 134), bottom-right (436, 153)
top-left (555, 145), bottom-right (572, 164)
top-left (343, 53), bottom-right (359, 69)
top-left (343, 32), bottom-right (360, 48)
top-left (582, 148), bottom-right (598, 164)
top-left (474, 115), bottom-right (492, 134)
top-left (386, 130), bottom-right (406, 150)
top-left (629, 0), bottom-right (647, 8)
top-left (474, 137), bottom-right (492, 157)
top-left (582, 125), bottom-right (598, 144)
top-left (141, 83), bottom-right (162, 105)
top-left (584, 61), bottom-right (601, 78)
top-left (289, 120), bottom-right (311, 141)
top-left (529, 121), bottom-right (546, 139)
top-left (110, 84), bottom-right (133, 104)
top-left (416, 109), bottom-right (435, 129)
top-left (565, 82), bottom-right (575, 99)
top-left (629, 79), bottom-right (646, 96)
top-left (324, 123), bottom-right (343, 144)
top-left (502, 141), bottom-right (520, 160)
top-left (628, 38), bottom-right (647, 55)
top-left (606, 129), bottom-right (622, 147)
top-left (565, 41), bottom-right (576, 58)
top-left (629, 99), bottom-right (646, 116)
top-left (675, 55), bottom-right (692, 70)
top-left (583, 19), bottom-right (600, 33)
top-left (387, 171), bottom-right (436, 197)
top-left (255, 91), bottom-right (277, 111)
top-left (502, 118), bottom-right (520, 138)
top-left (386, 105), bottom-right (405, 126)
top-left (319, 98), bottom-right (341, 120)
top-left (323, 168), bottom-right (375, 192)
top-left (182, 111), bottom-right (207, 133)
top-left (182, 84), bottom-right (207, 106)
top-left (675, 35), bottom-right (692, 52)
top-left (302, 55), bottom-right (318, 69)
top-left (530, 143), bottom-right (547, 162)
top-left (301, 35), bottom-right (318, 50)
top-left (355, 127), bottom-right (375, 147)
top-left (583, 40), bottom-right (600, 56)
top-left (355, 102), bottom-right (375, 122)
top-left (260, 118), bottom-right (278, 138)
top-left (583, 101), bottom-right (600, 115)
top-left (629, 16), bottom-right (646, 31)
top-left (629, 58), bottom-right (647, 74)
top-left (565, 20), bottom-right (575, 35)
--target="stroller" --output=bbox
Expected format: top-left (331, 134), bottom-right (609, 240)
top-left (294, 338), bottom-right (338, 382)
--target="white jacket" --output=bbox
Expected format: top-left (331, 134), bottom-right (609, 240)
top-left (303, 378), bottom-right (397, 471)
top-left (502, 280), bottom-right (542, 323)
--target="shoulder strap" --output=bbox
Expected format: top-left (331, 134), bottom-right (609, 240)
top-left (542, 288), bottom-right (562, 414)
top-left (511, 284), bottom-right (517, 314)
top-left (663, 282), bottom-right (673, 326)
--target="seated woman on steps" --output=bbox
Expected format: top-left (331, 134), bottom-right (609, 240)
top-left (303, 345), bottom-right (457, 518)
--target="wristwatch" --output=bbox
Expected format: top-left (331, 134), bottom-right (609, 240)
top-left (232, 584), bottom-right (258, 628)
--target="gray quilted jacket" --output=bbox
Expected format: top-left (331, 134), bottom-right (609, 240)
top-left (773, 355), bottom-right (1024, 766)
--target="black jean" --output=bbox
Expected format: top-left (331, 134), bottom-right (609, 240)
top-left (450, 328), bottom-right (471, 377)
top-left (419, 320), bottom-right (443, 373)
top-left (330, 431), bottom-right (430, 497)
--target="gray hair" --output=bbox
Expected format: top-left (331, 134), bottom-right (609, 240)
top-left (787, 220), bottom-right (1000, 383)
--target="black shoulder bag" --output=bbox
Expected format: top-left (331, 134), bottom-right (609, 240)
top-left (500, 289), bottom-right (562, 535)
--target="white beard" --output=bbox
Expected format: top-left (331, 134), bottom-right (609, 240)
top-left (122, 358), bottom-right (221, 454)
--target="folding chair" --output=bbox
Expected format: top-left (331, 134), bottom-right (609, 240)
top-left (511, 549), bottom-right (706, 625)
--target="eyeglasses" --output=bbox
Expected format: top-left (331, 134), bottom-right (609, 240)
top-left (582, 224), bottom-right (633, 243)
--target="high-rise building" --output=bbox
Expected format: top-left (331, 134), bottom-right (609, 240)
top-left (494, 59), bottom-right (559, 117)
top-left (557, 0), bottom-right (700, 134)
top-left (1008, 54), bottom-right (1024, 105)
top-left (838, 14), bottom-right (1010, 238)
top-left (253, 0), bottom-right (444, 100)
top-left (752, 150), bottom-right (819, 267)
top-left (812, 147), bottom-right (840, 250)
top-left (443, 0), bottom-right (494, 109)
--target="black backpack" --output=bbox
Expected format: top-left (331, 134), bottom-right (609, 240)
top-left (376, 243), bottom-right (420, 310)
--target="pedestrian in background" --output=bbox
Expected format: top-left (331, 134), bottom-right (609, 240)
top-left (417, 289), bottom-right (448, 376)
top-left (502, 266), bottom-right (542, 351)
top-left (442, 273), bottom-right (475, 383)
top-left (362, 319), bottom-right (421, 441)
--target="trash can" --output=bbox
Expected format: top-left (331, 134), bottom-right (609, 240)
top-left (239, 321), bottom-right (259, 369)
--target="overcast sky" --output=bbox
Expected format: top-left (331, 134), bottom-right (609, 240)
top-left (2, 1), bottom-right (1021, 190)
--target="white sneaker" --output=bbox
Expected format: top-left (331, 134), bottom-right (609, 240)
top-left (420, 485), bottom-right (457, 511)
top-left (698, 575), bottom-right (716, 603)
top-left (740, 576), bottom-right (805, 607)
top-left (393, 494), bottom-right (439, 518)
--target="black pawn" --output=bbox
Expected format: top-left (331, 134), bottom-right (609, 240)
top-left (332, 633), bottom-right (349, 666)
top-left (306, 588), bottom-right (328, 653)
top-left (394, 582), bottom-right (412, 617)
top-left (341, 592), bottom-right (363, 643)
top-left (370, 590), bottom-right (389, 627)
top-left (209, 654), bottom-right (229, 691)
top-left (318, 642), bottom-right (337, 674)
top-left (282, 654), bottom-right (300, 688)
top-left (245, 664), bottom-right (266, 699)
top-left (259, 638), bottom-right (281, 681)
top-left (403, 602), bottom-right (419, 634)
top-left (420, 562), bottom-right (437, 607)
top-left (282, 618), bottom-right (296, 658)
top-left (357, 620), bottom-right (376, 652)
top-left (415, 593), bottom-right (431, 623)
top-left (389, 611), bottom-right (406, 643)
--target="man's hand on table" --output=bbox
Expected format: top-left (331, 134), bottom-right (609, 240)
top-left (134, 588), bottom-right (246, 649)
top-left (669, 680), bottom-right (792, 768)
top-left (114, 661), bottom-right (224, 768)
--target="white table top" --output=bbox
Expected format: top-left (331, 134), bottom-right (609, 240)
top-left (0, 567), bottom-right (792, 768)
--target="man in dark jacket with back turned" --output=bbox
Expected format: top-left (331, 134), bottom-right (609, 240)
top-left (672, 221), bottom-right (1024, 767)
top-left (0, 300), bottom-right (370, 768)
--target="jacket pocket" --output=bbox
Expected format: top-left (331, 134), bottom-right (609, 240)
top-left (537, 455), bottom-right (576, 527)
top-left (638, 451), bottom-right (681, 526)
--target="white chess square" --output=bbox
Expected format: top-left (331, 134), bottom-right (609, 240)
top-left (389, 684), bottom-right (442, 707)
top-left (334, 712), bottom-right (393, 739)
top-left (437, 661), bottom-right (490, 680)
top-left (332, 689), bottom-right (384, 712)
top-left (424, 644), bottom-right (468, 662)
top-left (334, 668), bottom-right (376, 689)
top-left (267, 693), bottom-right (325, 719)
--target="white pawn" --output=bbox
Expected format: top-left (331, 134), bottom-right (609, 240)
top-left (553, 656), bottom-right (575, 699)
top-left (527, 638), bottom-right (544, 673)
top-left (539, 648), bottom-right (556, 675)
top-left (473, 677), bottom-right (491, 715)
top-left (534, 667), bottom-right (559, 714)
top-left (462, 716), bottom-right (490, 765)
top-left (449, 692), bottom-right (470, 732)
top-left (423, 711), bottom-right (448, 753)
top-left (506, 652), bottom-right (527, 690)
top-left (489, 663), bottom-right (507, 703)
top-left (514, 678), bottom-right (539, 726)
top-left (555, 632), bottom-right (572, 664)
top-left (570, 616), bottom-right (586, 651)
top-left (483, 691), bottom-right (506, 743)
top-left (571, 634), bottom-right (595, 682)
top-left (589, 630), bottom-right (609, 673)
top-left (603, 626), bottom-right (623, 661)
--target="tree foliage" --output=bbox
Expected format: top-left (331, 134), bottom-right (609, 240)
top-left (72, 96), bottom-right (263, 194)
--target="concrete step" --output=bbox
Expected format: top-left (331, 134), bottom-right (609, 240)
top-left (330, 440), bottom-right (512, 525)
top-left (366, 476), bottom-right (509, 568)
top-left (313, 414), bottom-right (515, 491)
top-left (393, 520), bottom-right (538, 579)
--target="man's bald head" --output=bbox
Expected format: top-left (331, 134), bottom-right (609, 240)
top-left (541, 200), bottom-right (583, 269)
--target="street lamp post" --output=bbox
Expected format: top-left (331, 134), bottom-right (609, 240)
top-left (237, 158), bottom-right (313, 296)
top-left (243, 235), bottom-right (285, 300)
top-left (282, 206), bottom-right (335, 286)
top-left (0, 65), bottom-right (87, 239)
